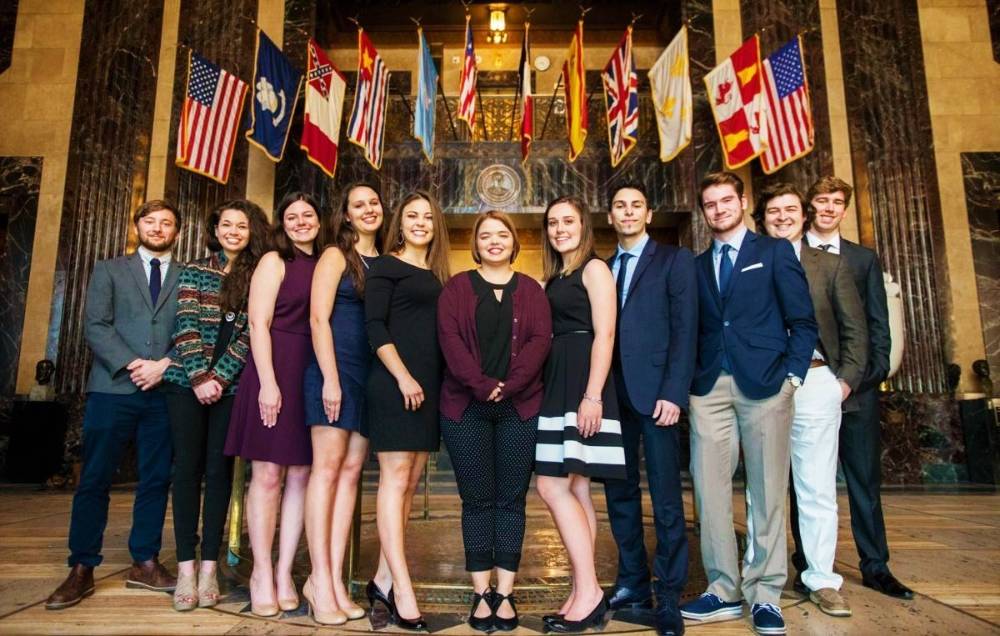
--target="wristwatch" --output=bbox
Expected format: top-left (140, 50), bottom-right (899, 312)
top-left (787, 374), bottom-right (803, 388)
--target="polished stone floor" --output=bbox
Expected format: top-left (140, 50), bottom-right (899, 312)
top-left (0, 481), bottom-right (997, 634)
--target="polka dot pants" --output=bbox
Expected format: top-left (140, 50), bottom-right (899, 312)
top-left (441, 400), bottom-right (537, 572)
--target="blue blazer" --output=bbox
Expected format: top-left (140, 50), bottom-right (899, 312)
top-left (610, 238), bottom-right (698, 414)
top-left (691, 230), bottom-right (817, 400)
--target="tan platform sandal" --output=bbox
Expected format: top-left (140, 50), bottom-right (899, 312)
top-left (172, 570), bottom-right (198, 612)
top-left (198, 570), bottom-right (221, 608)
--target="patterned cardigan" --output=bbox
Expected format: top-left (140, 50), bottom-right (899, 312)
top-left (164, 253), bottom-right (250, 394)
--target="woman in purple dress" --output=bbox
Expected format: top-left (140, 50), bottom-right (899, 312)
top-left (224, 192), bottom-right (323, 616)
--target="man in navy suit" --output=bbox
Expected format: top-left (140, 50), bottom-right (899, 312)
top-left (679, 172), bottom-right (817, 636)
top-left (602, 184), bottom-right (697, 636)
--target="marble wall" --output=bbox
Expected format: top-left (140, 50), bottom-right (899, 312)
top-left (49, 0), bottom-right (164, 394)
top-left (990, 0), bottom-right (1000, 63)
top-left (961, 153), bottom-right (1000, 392)
top-left (0, 157), bottom-right (41, 397)
top-left (0, 0), bottom-right (15, 75)
top-left (837, 0), bottom-right (949, 394)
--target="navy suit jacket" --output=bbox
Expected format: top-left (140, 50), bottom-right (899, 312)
top-left (610, 238), bottom-right (698, 414)
top-left (838, 238), bottom-right (891, 393)
top-left (691, 230), bottom-right (818, 400)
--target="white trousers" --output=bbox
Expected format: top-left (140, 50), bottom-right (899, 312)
top-left (746, 365), bottom-right (843, 591)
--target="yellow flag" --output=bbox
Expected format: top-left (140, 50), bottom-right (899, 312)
top-left (648, 27), bottom-right (692, 162)
top-left (562, 21), bottom-right (588, 161)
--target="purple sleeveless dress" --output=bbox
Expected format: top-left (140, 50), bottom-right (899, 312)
top-left (224, 251), bottom-right (316, 466)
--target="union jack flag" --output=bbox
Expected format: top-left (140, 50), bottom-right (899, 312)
top-left (602, 26), bottom-right (639, 167)
top-left (457, 14), bottom-right (477, 134)
top-left (346, 29), bottom-right (390, 170)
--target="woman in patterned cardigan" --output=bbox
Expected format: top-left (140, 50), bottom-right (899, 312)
top-left (162, 199), bottom-right (269, 611)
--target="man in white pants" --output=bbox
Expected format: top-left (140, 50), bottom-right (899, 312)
top-left (750, 182), bottom-right (868, 617)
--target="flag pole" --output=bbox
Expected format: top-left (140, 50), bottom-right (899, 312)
top-left (476, 89), bottom-right (489, 141)
top-left (508, 69), bottom-right (521, 142)
top-left (438, 75), bottom-right (459, 140)
top-left (539, 72), bottom-right (563, 140)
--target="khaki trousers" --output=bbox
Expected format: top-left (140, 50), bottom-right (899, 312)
top-left (689, 373), bottom-right (794, 606)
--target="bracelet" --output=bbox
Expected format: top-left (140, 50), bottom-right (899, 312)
top-left (583, 394), bottom-right (603, 405)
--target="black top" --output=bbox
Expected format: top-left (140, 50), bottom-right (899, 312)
top-left (546, 259), bottom-right (597, 336)
top-left (470, 270), bottom-right (518, 380)
top-left (364, 254), bottom-right (444, 452)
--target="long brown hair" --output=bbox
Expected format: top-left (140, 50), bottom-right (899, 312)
top-left (542, 195), bottom-right (596, 281)
top-left (326, 182), bottom-right (386, 297)
top-left (206, 199), bottom-right (270, 313)
top-left (385, 190), bottom-right (451, 284)
top-left (272, 191), bottom-right (325, 260)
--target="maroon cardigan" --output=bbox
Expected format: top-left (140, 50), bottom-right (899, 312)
top-left (437, 271), bottom-right (552, 422)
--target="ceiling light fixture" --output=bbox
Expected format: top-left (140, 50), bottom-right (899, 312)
top-left (487, 4), bottom-right (508, 44)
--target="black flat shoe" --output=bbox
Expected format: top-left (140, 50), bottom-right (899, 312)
top-left (491, 591), bottom-right (519, 631)
top-left (366, 580), bottom-right (392, 613)
top-left (467, 587), bottom-right (495, 632)
top-left (862, 571), bottom-right (914, 600)
top-left (389, 588), bottom-right (428, 631)
top-left (544, 596), bottom-right (608, 633)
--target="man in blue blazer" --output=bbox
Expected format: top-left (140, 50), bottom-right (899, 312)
top-left (602, 184), bottom-right (697, 636)
top-left (679, 172), bottom-right (817, 636)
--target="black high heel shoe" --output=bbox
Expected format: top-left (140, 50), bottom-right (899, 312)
top-left (467, 587), bottom-right (495, 632)
top-left (491, 591), bottom-right (520, 631)
top-left (366, 580), bottom-right (392, 613)
top-left (543, 595), bottom-right (608, 633)
top-left (388, 587), bottom-right (428, 631)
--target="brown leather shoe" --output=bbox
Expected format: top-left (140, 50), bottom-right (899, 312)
top-left (810, 587), bottom-right (852, 617)
top-left (45, 564), bottom-right (95, 610)
top-left (125, 558), bottom-right (176, 592)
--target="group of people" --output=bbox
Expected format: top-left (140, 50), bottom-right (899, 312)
top-left (42, 171), bottom-right (912, 636)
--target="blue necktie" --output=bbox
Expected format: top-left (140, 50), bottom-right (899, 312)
top-left (616, 252), bottom-right (633, 308)
top-left (718, 244), bottom-right (733, 294)
top-left (149, 258), bottom-right (162, 305)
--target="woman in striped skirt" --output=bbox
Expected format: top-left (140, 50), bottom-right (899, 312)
top-left (535, 196), bottom-right (626, 633)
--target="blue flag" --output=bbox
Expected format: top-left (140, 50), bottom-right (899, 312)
top-left (414, 28), bottom-right (437, 162)
top-left (246, 30), bottom-right (303, 161)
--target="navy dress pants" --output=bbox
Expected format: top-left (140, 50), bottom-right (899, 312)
top-left (68, 391), bottom-right (173, 567)
top-left (603, 390), bottom-right (689, 601)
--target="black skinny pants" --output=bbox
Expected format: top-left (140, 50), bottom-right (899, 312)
top-left (164, 390), bottom-right (234, 562)
top-left (441, 400), bottom-right (537, 572)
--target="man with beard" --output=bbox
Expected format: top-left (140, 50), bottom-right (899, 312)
top-left (46, 200), bottom-right (183, 610)
top-left (602, 183), bottom-right (697, 636)
top-left (679, 172), bottom-right (816, 636)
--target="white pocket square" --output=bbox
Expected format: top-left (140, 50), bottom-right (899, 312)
top-left (741, 262), bottom-right (764, 272)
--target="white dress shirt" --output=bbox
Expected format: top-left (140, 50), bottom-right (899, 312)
top-left (805, 231), bottom-right (841, 255)
top-left (137, 245), bottom-right (171, 284)
top-left (711, 224), bottom-right (747, 289)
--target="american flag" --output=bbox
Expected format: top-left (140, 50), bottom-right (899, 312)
top-left (347, 29), bottom-right (390, 170)
top-left (457, 14), bottom-right (477, 134)
top-left (760, 36), bottom-right (814, 174)
top-left (519, 22), bottom-right (533, 162)
top-left (175, 52), bottom-right (248, 184)
top-left (602, 27), bottom-right (639, 167)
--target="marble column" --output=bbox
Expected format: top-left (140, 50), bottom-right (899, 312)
top-left (837, 0), bottom-right (949, 393)
top-left (51, 0), bottom-right (164, 394)
top-left (740, 0), bottom-right (834, 193)
top-left (0, 157), bottom-right (41, 397)
top-left (0, 0), bottom-right (16, 75)
top-left (164, 0), bottom-right (258, 262)
top-left (961, 152), bottom-right (1000, 392)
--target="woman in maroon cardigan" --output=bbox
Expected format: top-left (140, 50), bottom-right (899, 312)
top-left (438, 211), bottom-right (552, 632)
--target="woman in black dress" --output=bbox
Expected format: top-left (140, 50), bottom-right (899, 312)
top-left (364, 190), bottom-right (450, 630)
top-left (535, 196), bottom-right (625, 633)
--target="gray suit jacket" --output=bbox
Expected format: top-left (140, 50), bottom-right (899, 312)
top-left (800, 244), bottom-right (868, 411)
top-left (84, 253), bottom-right (181, 394)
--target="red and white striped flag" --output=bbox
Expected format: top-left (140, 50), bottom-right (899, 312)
top-left (175, 52), bottom-right (248, 184)
top-left (300, 40), bottom-right (346, 178)
top-left (346, 29), bottom-right (390, 170)
top-left (457, 14), bottom-right (477, 134)
top-left (760, 36), bottom-right (814, 174)
top-left (519, 22), bottom-right (533, 161)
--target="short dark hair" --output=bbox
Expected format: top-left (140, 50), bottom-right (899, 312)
top-left (133, 199), bottom-right (180, 226)
top-left (608, 182), bottom-right (649, 209)
top-left (751, 182), bottom-right (812, 233)
top-left (806, 176), bottom-right (854, 207)
top-left (698, 172), bottom-right (744, 210)
top-left (471, 210), bottom-right (521, 264)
